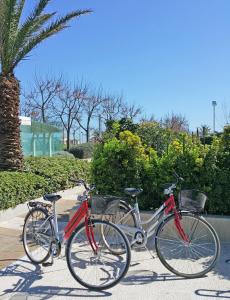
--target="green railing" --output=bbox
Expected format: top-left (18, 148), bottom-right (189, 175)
top-left (21, 122), bottom-right (63, 157)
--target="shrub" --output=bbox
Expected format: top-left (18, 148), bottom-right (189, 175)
top-left (137, 121), bottom-right (171, 155)
top-left (0, 157), bottom-right (90, 210)
top-left (69, 143), bottom-right (94, 159)
top-left (0, 172), bottom-right (47, 210)
top-left (24, 157), bottom-right (90, 191)
top-left (209, 126), bottom-right (230, 214)
top-left (53, 151), bottom-right (75, 158)
top-left (92, 130), bottom-right (159, 209)
top-left (92, 126), bottom-right (230, 214)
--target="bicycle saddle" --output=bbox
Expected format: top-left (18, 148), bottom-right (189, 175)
top-left (43, 194), bottom-right (62, 202)
top-left (124, 188), bottom-right (143, 197)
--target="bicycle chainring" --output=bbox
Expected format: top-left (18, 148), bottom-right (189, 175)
top-left (133, 231), bottom-right (147, 247)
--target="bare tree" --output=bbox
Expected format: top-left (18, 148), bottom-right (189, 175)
top-left (52, 82), bottom-right (87, 150)
top-left (101, 94), bottom-right (123, 122)
top-left (161, 113), bottom-right (189, 133)
top-left (21, 75), bottom-right (62, 123)
top-left (75, 88), bottom-right (105, 142)
top-left (120, 101), bottom-right (142, 120)
top-left (140, 114), bottom-right (156, 123)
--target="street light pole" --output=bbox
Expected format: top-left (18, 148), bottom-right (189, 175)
top-left (212, 101), bottom-right (217, 133)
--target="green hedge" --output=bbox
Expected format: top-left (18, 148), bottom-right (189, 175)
top-left (0, 172), bottom-right (47, 210)
top-left (92, 126), bottom-right (230, 215)
top-left (53, 151), bottom-right (75, 158)
top-left (69, 143), bottom-right (94, 159)
top-left (0, 157), bottom-right (90, 210)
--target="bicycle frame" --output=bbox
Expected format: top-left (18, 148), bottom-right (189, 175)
top-left (30, 196), bottom-right (99, 255)
top-left (117, 194), bottom-right (189, 244)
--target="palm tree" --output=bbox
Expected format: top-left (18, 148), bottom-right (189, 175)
top-left (0, 0), bottom-right (91, 170)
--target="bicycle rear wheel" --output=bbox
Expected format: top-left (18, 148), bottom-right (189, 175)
top-left (66, 219), bottom-right (131, 290)
top-left (103, 200), bottom-right (137, 253)
top-left (23, 207), bottom-right (53, 264)
top-left (155, 211), bottom-right (220, 278)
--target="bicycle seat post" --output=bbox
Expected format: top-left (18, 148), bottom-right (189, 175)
top-left (52, 201), bottom-right (59, 240)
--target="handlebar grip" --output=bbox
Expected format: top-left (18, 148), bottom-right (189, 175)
top-left (173, 171), bottom-right (184, 182)
top-left (69, 178), bottom-right (87, 188)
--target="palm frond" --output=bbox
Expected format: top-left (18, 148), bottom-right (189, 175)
top-left (32, 0), bottom-right (51, 19)
top-left (11, 9), bottom-right (92, 71)
top-left (10, 0), bottom-right (53, 57)
top-left (14, 0), bottom-right (26, 25)
top-left (0, 0), bottom-right (92, 75)
top-left (12, 13), bottom-right (55, 58)
top-left (0, 0), bottom-right (5, 48)
top-left (1, 0), bottom-right (18, 72)
top-left (1, 0), bottom-right (52, 73)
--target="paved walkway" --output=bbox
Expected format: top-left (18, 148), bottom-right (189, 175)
top-left (0, 187), bottom-right (82, 270)
top-left (0, 244), bottom-right (229, 300)
top-left (0, 187), bottom-right (229, 300)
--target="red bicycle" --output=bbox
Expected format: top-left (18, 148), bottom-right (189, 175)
top-left (105, 173), bottom-right (220, 278)
top-left (23, 179), bottom-right (131, 290)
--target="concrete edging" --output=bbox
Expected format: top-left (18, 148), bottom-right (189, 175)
top-left (140, 211), bottom-right (230, 242)
top-left (0, 190), bottom-right (229, 242)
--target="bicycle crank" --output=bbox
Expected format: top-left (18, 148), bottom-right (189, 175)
top-left (133, 231), bottom-right (147, 247)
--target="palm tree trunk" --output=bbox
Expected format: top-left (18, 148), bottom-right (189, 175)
top-left (0, 74), bottom-right (23, 170)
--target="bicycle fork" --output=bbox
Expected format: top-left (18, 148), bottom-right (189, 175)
top-left (85, 217), bottom-right (99, 254)
top-left (173, 210), bottom-right (189, 243)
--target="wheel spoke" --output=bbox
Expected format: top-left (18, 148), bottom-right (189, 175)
top-left (66, 220), bottom-right (130, 290)
top-left (156, 213), bottom-right (219, 277)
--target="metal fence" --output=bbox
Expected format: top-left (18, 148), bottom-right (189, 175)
top-left (20, 122), bottom-right (63, 157)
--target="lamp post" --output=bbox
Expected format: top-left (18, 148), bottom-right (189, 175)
top-left (212, 101), bottom-right (217, 133)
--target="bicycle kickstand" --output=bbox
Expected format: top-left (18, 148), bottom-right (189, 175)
top-left (42, 250), bottom-right (54, 267)
top-left (144, 245), bottom-right (156, 260)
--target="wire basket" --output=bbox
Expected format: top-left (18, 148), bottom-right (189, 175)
top-left (178, 189), bottom-right (207, 212)
top-left (90, 195), bottom-right (121, 215)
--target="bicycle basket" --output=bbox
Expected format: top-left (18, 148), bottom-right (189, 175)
top-left (178, 189), bottom-right (207, 212)
top-left (90, 195), bottom-right (120, 215)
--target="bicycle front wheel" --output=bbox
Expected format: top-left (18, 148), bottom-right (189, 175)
top-left (66, 219), bottom-right (131, 290)
top-left (155, 211), bottom-right (220, 278)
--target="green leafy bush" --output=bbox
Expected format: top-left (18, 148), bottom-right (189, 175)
top-left (0, 157), bottom-right (90, 210)
top-left (92, 125), bottom-right (230, 214)
top-left (0, 172), bottom-right (47, 210)
top-left (137, 121), bottom-right (172, 155)
top-left (25, 157), bottom-right (90, 191)
top-left (69, 143), bottom-right (94, 159)
top-left (92, 130), bottom-right (158, 208)
top-left (53, 151), bottom-right (75, 158)
top-left (208, 127), bottom-right (230, 214)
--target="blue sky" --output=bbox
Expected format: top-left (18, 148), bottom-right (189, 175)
top-left (17, 0), bottom-right (230, 132)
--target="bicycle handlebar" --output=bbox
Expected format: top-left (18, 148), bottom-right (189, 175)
top-left (163, 172), bottom-right (184, 195)
top-left (173, 171), bottom-right (184, 183)
top-left (69, 178), bottom-right (95, 193)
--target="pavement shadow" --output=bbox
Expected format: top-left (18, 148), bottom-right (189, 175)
top-left (210, 243), bottom-right (230, 281)
top-left (135, 241), bottom-right (230, 282)
top-left (195, 289), bottom-right (230, 298)
top-left (121, 269), bottom-right (190, 286)
top-left (0, 259), bottom-right (112, 299)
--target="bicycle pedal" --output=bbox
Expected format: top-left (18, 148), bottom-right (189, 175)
top-left (42, 261), bottom-right (53, 267)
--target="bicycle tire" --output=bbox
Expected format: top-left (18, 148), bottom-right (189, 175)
top-left (111, 200), bottom-right (138, 227)
top-left (23, 207), bottom-right (53, 264)
top-left (155, 211), bottom-right (220, 278)
top-left (102, 200), bottom-right (137, 254)
top-left (66, 219), bottom-right (131, 290)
